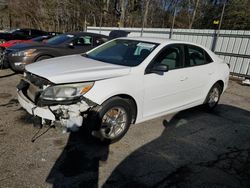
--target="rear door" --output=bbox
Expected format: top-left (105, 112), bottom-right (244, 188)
top-left (182, 44), bottom-right (214, 104)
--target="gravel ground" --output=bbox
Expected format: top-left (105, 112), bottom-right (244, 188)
top-left (0, 69), bottom-right (249, 188)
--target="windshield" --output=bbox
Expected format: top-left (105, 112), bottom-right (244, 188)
top-left (86, 39), bottom-right (158, 66)
top-left (47, 34), bottom-right (74, 45)
top-left (31, 36), bottom-right (47, 42)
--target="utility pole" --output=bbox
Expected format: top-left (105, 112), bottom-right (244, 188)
top-left (211, 0), bottom-right (227, 52)
top-left (169, 7), bottom-right (176, 39)
top-left (169, 0), bottom-right (178, 39)
top-left (141, 0), bottom-right (150, 37)
top-left (217, 0), bottom-right (227, 38)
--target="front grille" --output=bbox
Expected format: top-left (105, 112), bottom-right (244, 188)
top-left (25, 72), bottom-right (51, 89)
top-left (27, 82), bottom-right (42, 102)
top-left (23, 72), bottom-right (52, 103)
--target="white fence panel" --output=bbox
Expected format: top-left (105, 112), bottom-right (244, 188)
top-left (87, 26), bottom-right (250, 78)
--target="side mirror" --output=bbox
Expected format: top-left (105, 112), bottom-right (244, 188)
top-left (147, 64), bottom-right (168, 75)
top-left (68, 42), bottom-right (74, 48)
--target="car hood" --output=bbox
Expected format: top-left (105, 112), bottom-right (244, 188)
top-left (8, 42), bottom-right (66, 51)
top-left (25, 55), bottom-right (131, 84)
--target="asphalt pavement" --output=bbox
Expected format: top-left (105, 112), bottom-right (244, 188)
top-left (0, 69), bottom-right (249, 188)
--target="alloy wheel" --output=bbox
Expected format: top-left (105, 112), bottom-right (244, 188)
top-left (100, 107), bottom-right (128, 139)
top-left (208, 87), bottom-right (220, 108)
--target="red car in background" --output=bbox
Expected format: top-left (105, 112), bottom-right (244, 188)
top-left (0, 35), bottom-right (53, 49)
top-left (0, 35), bottom-right (56, 69)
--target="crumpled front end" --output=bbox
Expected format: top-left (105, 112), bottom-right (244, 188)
top-left (17, 72), bottom-right (96, 131)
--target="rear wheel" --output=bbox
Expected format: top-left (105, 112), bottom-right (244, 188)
top-left (204, 83), bottom-right (222, 110)
top-left (87, 97), bottom-right (132, 144)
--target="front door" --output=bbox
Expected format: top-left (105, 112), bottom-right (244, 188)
top-left (143, 44), bottom-right (190, 118)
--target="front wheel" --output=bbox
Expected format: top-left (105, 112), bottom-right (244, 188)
top-left (87, 97), bottom-right (132, 144)
top-left (204, 83), bottom-right (222, 110)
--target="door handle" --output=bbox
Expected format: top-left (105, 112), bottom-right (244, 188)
top-left (180, 77), bottom-right (188, 81)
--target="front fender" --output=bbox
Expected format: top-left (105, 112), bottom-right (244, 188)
top-left (84, 74), bottom-right (144, 123)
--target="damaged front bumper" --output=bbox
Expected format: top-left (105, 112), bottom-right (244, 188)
top-left (17, 88), bottom-right (95, 131)
top-left (18, 90), bottom-right (56, 120)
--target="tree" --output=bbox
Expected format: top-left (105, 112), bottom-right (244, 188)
top-left (1, 0), bottom-right (249, 31)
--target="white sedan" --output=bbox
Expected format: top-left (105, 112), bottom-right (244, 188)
top-left (17, 37), bottom-right (230, 143)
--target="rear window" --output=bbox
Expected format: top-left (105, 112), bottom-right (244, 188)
top-left (185, 45), bottom-right (211, 67)
top-left (47, 34), bottom-right (74, 45)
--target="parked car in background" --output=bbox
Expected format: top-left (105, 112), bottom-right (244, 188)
top-left (17, 37), bottom-right (230, 143)
top-left (0, 35), bottom-right (58, 69)
top-left (5, 32), bottom-right (109, 72)
top-left (0, 34), bottom-right (58, 49)
top-left (2, 30), bottom-right (130, 72)
top-left (0, 28), bottom-right (48, 44)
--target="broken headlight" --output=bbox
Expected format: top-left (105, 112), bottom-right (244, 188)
top-left (40, 82), bottom-right (94, 101)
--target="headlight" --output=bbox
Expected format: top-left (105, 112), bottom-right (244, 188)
top-left (40, 82), bottom-right (94, 101)
top-left (12, 49), bottom-right (36, 57)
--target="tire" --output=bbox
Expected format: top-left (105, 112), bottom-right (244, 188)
top-left (86, 97), bottom-right (132, 144)
top-left (35, 55), bottom-right (52, 62)
top-left (0, 48), bottom-right (4, 69)
top-left (2, 60), bottom-right (9, 69)
top-left (0, 47), bottom-right (8, 69)
top-left (9, 60), bottom-right (23, 73)
top-left (204, 83), bottom-right (222, 111)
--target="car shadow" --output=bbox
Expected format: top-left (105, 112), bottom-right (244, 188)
top-left (46, 127), bottom-right (109, 188)
top-left (0, 98), bottom-right (19, 107)
top-left (103, 104), bottom-right (250, 188)
top-left (0, 72), bottom-right (16, 78)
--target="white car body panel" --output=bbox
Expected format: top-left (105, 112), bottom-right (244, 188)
top-left (18, 90), bottom-right (56, 120)
top-left (143, 64), bottom-right (210, 118)
top-left (25, 55), bottom-right (131, 84)
top-left (22, 37), bottom-right (230, 125)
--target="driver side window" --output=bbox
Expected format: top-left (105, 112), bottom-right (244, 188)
top-left (14, 29), bottom-right (30, 36)
top-left (73, 36), bottom-right (93, 46)
top-left (152, 45), bottom-right (183, 70)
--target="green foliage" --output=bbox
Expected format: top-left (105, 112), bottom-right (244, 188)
top-left (223, 0), bottom-right (250, 29)
top-left (195, 0), bottom-right (250, 29)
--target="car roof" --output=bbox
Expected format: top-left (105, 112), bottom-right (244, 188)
top-left (64, 32), bottom-right (108, 38)
top-left (117, 36), bottom-right (212, 51)
top-left (125, 37), bottom-right (173, 44)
